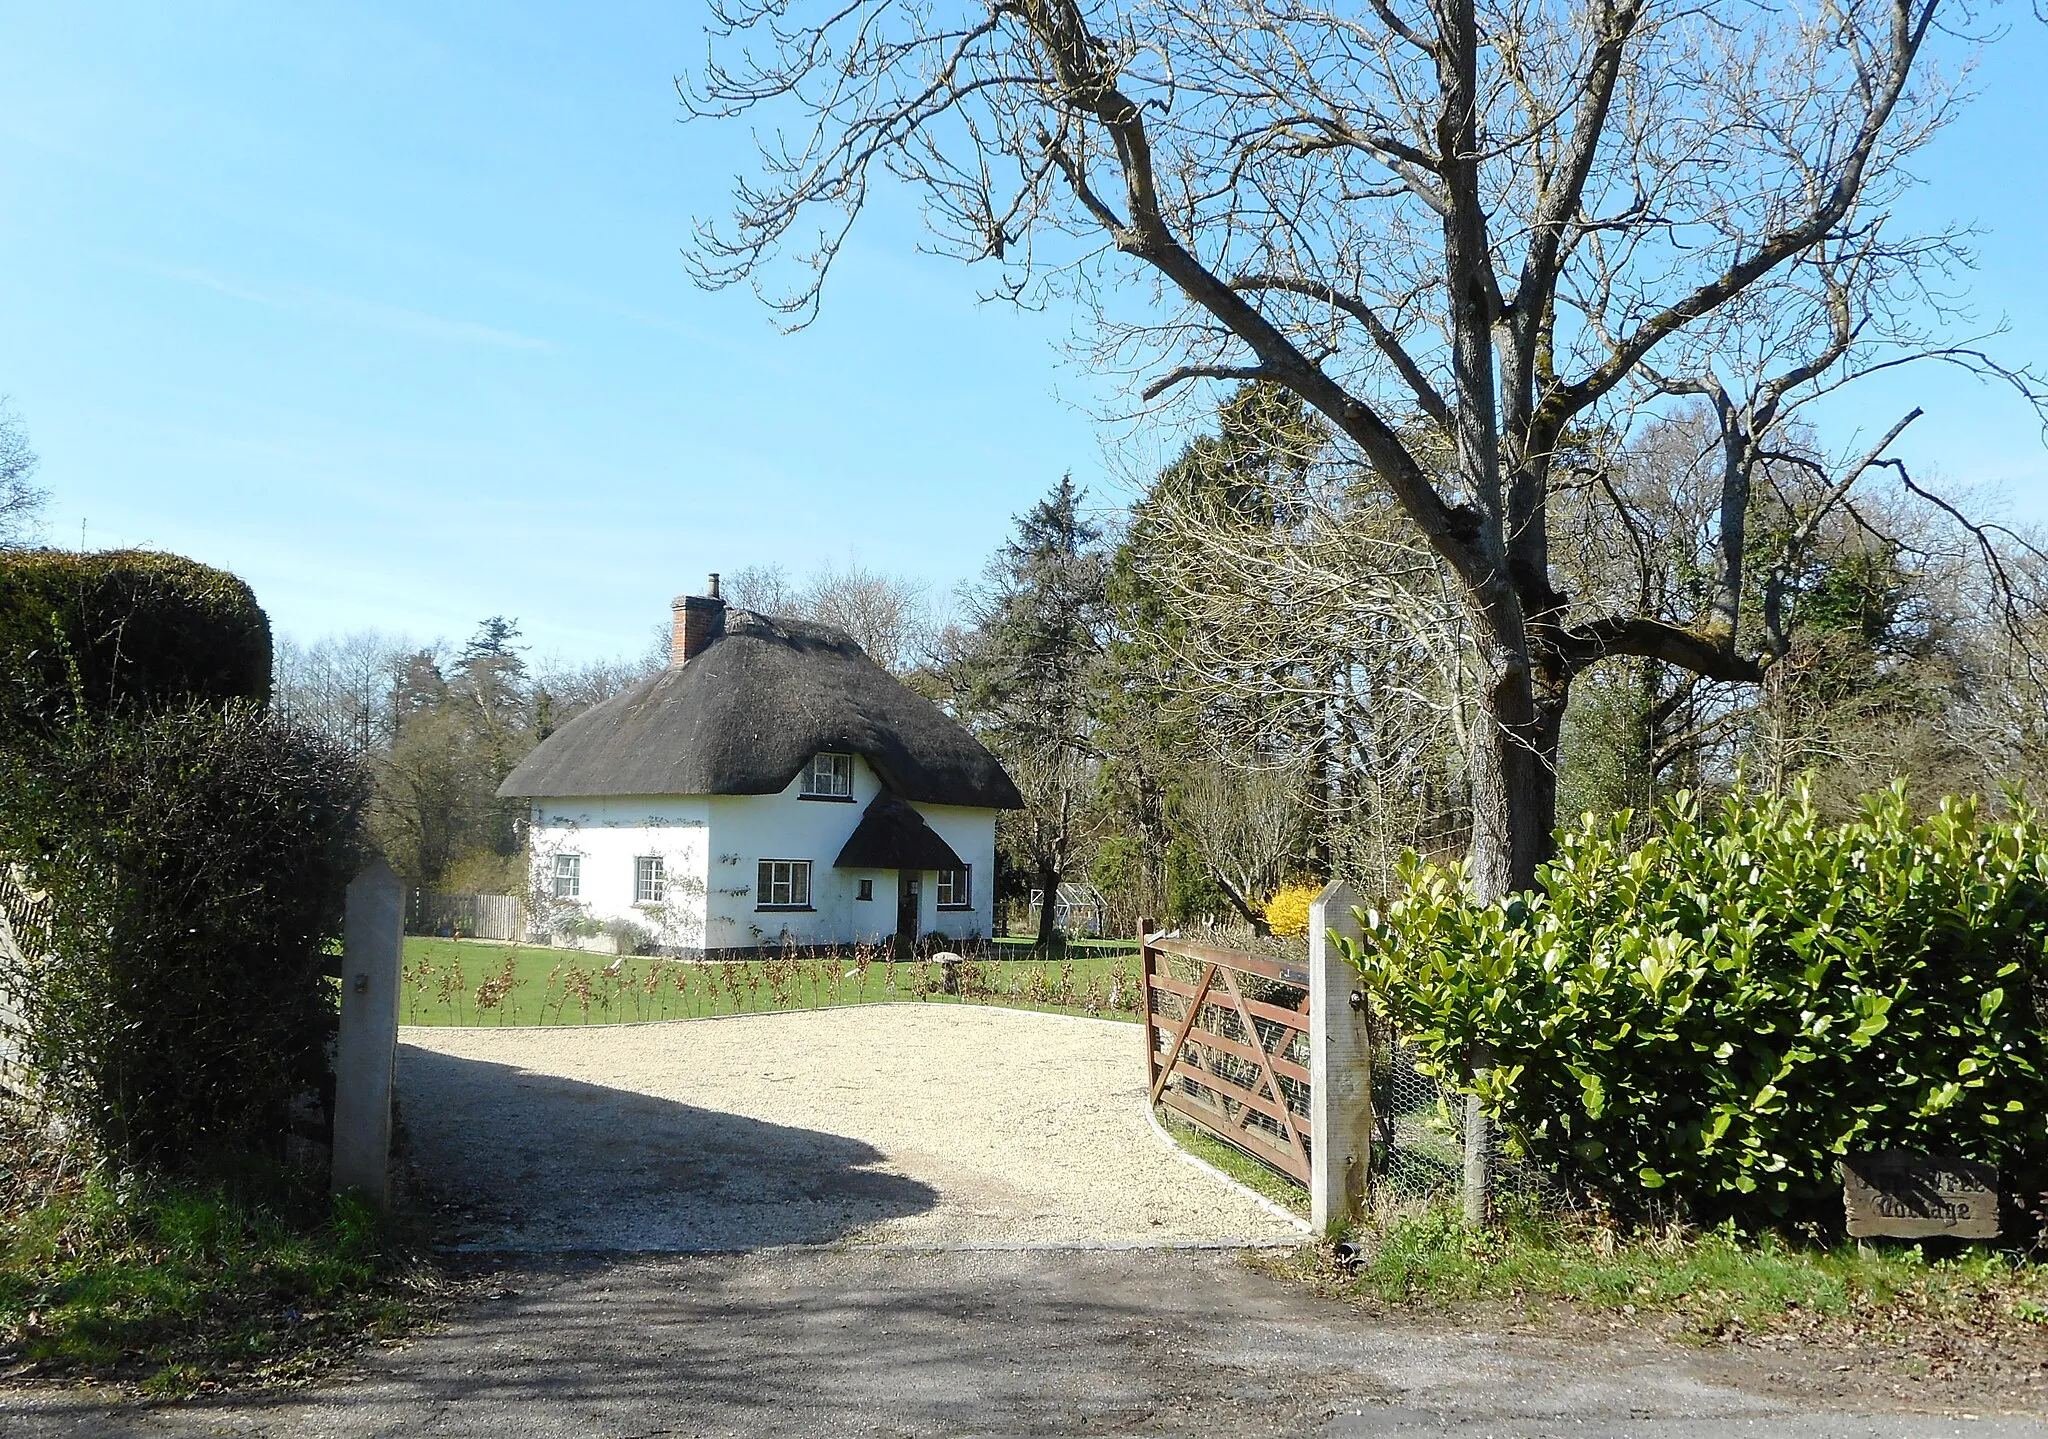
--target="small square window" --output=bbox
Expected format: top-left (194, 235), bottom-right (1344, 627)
top-left (635, 855), bottom-right (666, 904)
top-left (857, 878), bottom-right (874, 901)
top-left (757, 859), bottom-right (812, 909)
top-left (552, 854), bottom-right (581, 900)
top-left (936, 867), bottom-right (971, 909)
top-left (802, 752), bottom-right (854, 797)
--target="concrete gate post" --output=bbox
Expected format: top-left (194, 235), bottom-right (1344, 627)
top-left (1308, 881), bottom-right (1372, 1235)
top-left (333, 857), bottom-right (404, 1207)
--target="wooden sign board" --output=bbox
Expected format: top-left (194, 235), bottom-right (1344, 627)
top-left (1841, 1151), bottom-right (1999, 1241)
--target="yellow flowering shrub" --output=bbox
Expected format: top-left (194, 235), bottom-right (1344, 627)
top-left (1262, 882), bottom-right (1322, 938)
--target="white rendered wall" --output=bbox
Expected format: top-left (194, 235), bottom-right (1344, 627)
top-left (914, 802), bottom-right (997, 943)
top-left (528, 753), bottom-right (1000, 953)
top-left (526, 796), bottom-right (711, 950)
top-left (704, 753), bottom-right (888, 950)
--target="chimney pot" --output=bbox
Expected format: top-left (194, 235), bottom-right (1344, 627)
top-left (708, 572), bottom-right (721, 600)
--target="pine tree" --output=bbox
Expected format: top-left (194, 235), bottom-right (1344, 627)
top-left (949, 477), bottom-right (1111, 946)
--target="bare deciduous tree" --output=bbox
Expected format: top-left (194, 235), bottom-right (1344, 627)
top-left (721, 563), bottom-right (802, 616)
top-left (685, 0), bottom-right (2042, 897)
top-left (1177, 759), bottom-right (1307, 928)
top-left (803, 560), bottom-right (935, 673)
top-left (724, 560), bottom-right (935, 672)
top-left (273, 631), bottom-right (411, 755)
top-left (1118, 400), bottom-right (1476, 894)
top-left (0, 400), bottom-right (46, 549)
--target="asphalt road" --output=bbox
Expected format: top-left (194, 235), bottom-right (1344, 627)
top-left (6, 1247), bottom-right (2045, 1438)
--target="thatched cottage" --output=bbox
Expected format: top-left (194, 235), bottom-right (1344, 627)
top-left (498, 577), bottom-right (1021, 954)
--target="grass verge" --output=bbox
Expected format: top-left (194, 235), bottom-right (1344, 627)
top-left (1279, 1200), bottom-right (2048, 1350)
top-left (1155, 1108), bottom-right (1311, 1219)
top-left (1, 1163), bottom-right (443, 1396)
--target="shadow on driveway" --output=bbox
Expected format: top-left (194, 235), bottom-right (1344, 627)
top-left (398, 1044), bottom-right (938, 1251)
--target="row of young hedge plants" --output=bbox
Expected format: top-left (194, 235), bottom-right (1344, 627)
top-left (0, 550), bottom-right (364, 1173)
top-left (1342, 784), bottom-right (2048, 1232)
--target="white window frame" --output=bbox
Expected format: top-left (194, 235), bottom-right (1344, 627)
top-left (757, 859), bottom-right (813, 909)
top-left (551, 853), bottom-right (582, 901)
top-left (801, 751), bottom-right (854, 798)
top-left (634, 854), bottom-right (667, 905)
top-left (936, 866), bottom-right (971, 909)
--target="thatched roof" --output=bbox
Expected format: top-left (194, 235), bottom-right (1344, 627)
top-left (833, 793), bottom-right (967, 870)
top-left (499, 609), bottom-right (1022, 809)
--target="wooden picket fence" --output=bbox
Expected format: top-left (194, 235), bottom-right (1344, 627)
top-left (1139, 922), bottom-right (1314, 1184)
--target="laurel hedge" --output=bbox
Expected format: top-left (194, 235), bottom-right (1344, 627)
top-left (0, 548), bottom-right (271, 738)
top-left (1342, 785), bottom-right (2048, 1230)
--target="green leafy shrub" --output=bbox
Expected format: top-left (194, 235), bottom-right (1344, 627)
top-left (0, 549), bottom-right (271, 738)
top-left (1341, 785), bottom-right (2048, 1229)
top-left (0, 704), bottom-right (365, 1168)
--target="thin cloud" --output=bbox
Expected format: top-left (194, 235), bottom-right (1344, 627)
top-left (309, 290), bottom-right (547, 350)
top-left (149, 263), bottom-right (273, 306)
top-left (130, 258), bottom-right (548, 350)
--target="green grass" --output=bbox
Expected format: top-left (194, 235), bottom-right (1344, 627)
top-left (1155, 1108), bottom-right (1311, 1218)
top-left (0, 1168), bottom-right (439, 1394)
top-left (399, 936), bottom-right (1145, 1026)
top-left (1303, 1199), bottom-right (2048, 1343)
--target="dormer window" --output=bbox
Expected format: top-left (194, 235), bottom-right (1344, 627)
top-left (801, 751), bottom-right (854, 799)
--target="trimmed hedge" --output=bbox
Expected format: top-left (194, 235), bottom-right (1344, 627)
top-left (0, 704), bottom-right (365, 1168)
top-left (0, 549), bottom-right (271, 737)
top-left (1344, 785), bottom-right (2048, 1230)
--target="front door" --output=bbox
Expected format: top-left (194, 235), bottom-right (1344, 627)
top-left (896, 871), bottom-right (920, 957)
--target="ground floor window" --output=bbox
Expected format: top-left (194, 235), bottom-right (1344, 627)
top-left (856, 878), bottom-right (874, 901)
top-left (635, 854), bottom-right (666, 904)
top-left (936, 866), bottom-right (971, 909)
top-left (552, 853), bottom-right (581, 900)
top-left (758, 859), bottom-right (812, 909)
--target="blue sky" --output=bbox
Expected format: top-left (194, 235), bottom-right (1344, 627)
top-left (3, 2), bottom-right (2043, 664)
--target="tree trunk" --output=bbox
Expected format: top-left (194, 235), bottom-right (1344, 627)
top-left (1463, 661), bottom-right (1569, 903)
top-left (1212, 873), bottom-right (1271, 934)
top-left (1034, 861), bottom-right (1061, 949)
top-left (1459, 651), bottom-right (1567, 1229)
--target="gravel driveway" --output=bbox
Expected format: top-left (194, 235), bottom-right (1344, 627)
top-left (398, 1004), bottom-right (1307, 1250)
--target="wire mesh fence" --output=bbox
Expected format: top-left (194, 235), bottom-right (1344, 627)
top-left (1370, 1019), bottom-right (1567, 1214)
top-left (1370, 1032), bottom-right (1467, 1206)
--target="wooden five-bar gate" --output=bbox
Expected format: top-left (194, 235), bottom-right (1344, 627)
top-left (1139, 922), bottom-right (1316, 1185)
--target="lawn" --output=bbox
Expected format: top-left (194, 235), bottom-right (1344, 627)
top-left (399, 937), bottom-right (1145, 1026)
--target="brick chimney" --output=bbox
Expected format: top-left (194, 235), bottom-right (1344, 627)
top-left (671, 573), bottom-right (726, 666)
